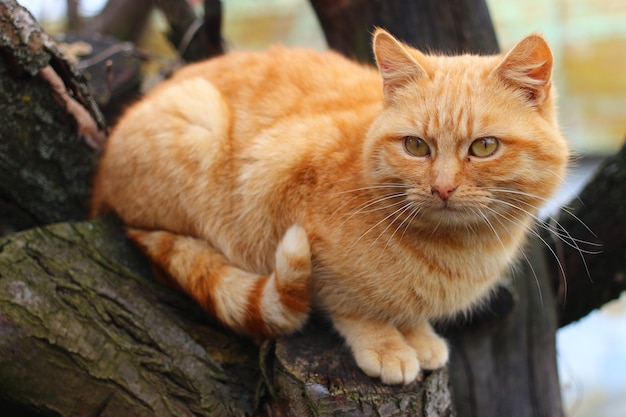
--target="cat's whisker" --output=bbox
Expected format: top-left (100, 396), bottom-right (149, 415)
top-left (401, 205), bottom-right (422, 240)
top-left (488, 188), bottom-right (598, 239)
top-left (473, 207), bottom-right (515, 273)
top-left (490, 195), bottom-right (601, 289)
top-left (350, 201), bottom-right (413, 254)
top-left (348, 193), bottom-right (409, 215)
top-left (330, 183), bottom-right (412, 196)
top-left (327, 182), bottom-right (409, 216)
top-left (372, 202), bottom-right (418, 268)
top-left (476, 205), bottom-right (544, 308)
top-left (488, 196), bottom-right (596, 284)
top-left (333, 194), bottom-right (409, 234)
top-left (487, 196), bottom-right (601, 255)
top-left (509, 208), bottom-right (600, 251)
top-left (373, 203), bottom-right (423, 269)
top-left (481, 204), bottom-right (569, 303)
top-left (329, 190), bottom-right (407, 224)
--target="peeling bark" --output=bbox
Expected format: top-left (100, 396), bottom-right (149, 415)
top-left (0, 0), bottom-right (105, 233)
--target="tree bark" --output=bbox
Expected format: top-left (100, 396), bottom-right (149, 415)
top-left (269, 325), bottom-right (453, 416)
top-left (0, 217), bottom-right (259, 417)
top-left (545, 145), bottom-right (626, 327)
top-left (0, 0), bottom-right (105, 234)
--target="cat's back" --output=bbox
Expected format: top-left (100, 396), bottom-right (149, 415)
top-left (167, 46), bottom-right (383, 127)
top-left (92, 46), bottom-right (383, 263)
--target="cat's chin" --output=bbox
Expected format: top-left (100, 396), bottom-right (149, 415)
top-left (417, 207), bottom-right (486, 229)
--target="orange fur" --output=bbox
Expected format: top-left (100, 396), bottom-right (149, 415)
top-left (92, 29), bottom-right (569, 384)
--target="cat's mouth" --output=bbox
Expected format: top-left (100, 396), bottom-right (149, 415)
top-left (418, 199), bottom-right (483, 226)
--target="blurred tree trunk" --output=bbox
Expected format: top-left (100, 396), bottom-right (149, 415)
top-left (310, 0), bottom-right (498, 63)
top-left (66, 0), bottom-right (81, 30)
top-left (81, 0), bottom-right (223, 62)
top-left (83, 0), bottom-right (153, 43)
top-left (1, 0), bottom-right (625, 416)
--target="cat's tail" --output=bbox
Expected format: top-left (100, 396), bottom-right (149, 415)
top-left (127, 225), bottom-right (312, 339)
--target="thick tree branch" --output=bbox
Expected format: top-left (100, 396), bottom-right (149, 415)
top-left (153, 0), bottom-right (223, 62)
top-left (0, 0), bottom-right (104, 232)
top-left (545, 143), bottom-right (626, 327)
top-left (0, 218), bottom-right (258, 416)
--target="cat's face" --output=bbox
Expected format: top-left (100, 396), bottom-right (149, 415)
top-left (364, 30), bottom-right (569, 229)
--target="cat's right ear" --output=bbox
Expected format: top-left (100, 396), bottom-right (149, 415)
top-left (372, 28), bottom-right (427, 101)
top-left (493, 34), bottom-right (553, 106)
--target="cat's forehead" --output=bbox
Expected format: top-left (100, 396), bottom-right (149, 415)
top-left (396, 55), bottom-right (515, 141)
top-left (426, 54), bottom-right (499, 85)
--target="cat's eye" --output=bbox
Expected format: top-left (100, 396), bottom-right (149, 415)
top-left (469, 137), bottom-right (499, 158)
top-left (404, 136), bottom-right (430, 157)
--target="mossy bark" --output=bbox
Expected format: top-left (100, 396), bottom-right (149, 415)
top-left (0, 217), bottom-right (259, 416)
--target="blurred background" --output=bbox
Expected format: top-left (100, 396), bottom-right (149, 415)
top-left (17, 0), bottom-right (626, 416)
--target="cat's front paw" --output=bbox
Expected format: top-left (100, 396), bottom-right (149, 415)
top-left (403, 321), bottom-right (449, 370)
top-left (353, 341), bottom-right (420, 385)
top-left (332, 316), bottom-right (421, 385)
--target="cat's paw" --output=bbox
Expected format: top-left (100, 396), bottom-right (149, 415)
top-left (403, 322), bottom-right (449, 370)
top-left (353, 341), bottom-right (420, 385)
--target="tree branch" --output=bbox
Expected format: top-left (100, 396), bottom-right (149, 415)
top-left (545, 143), bottom-right (626, 327)
top-left (0, 218), bottom-right (258, 416)
top-left (153, 0), bottom-right (223, 63)
top-left (0, 0), bottom-right (104, 232)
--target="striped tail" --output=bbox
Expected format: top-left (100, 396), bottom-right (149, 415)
top-left (127, 224), bottom-right (312, 338)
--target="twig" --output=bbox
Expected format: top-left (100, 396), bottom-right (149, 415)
top-left (39, 65), bottom-right (106, 151)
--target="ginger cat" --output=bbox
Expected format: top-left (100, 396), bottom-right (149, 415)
top-left (91, 29), bottom-right (569, 385)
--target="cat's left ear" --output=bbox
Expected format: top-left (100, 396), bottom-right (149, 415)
top-left (372, 28), bottom-right (427, 101)
top-left (493, 34), bottom-right (553, 106)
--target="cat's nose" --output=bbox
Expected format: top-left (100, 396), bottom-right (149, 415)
top-left (431, 185), bottom-right (457, 201)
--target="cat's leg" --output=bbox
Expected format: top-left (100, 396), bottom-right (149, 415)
top-left (400, 320), bottom-right (449, 370)
top-left (332, 315), bottom-right (420, 385)
top-left (127, 224), bottom-right (312, 339)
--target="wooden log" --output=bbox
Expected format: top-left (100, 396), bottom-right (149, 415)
top-left (0, 217), bottom-right (259, 416)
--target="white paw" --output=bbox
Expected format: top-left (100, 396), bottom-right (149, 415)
top-left (353, 343), bottom-right (420, 385)
top-left (405, 329), bottom-right (449, 370)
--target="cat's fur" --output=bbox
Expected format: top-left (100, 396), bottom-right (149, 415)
top-left (91, 29), bottom-right (569, 384)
